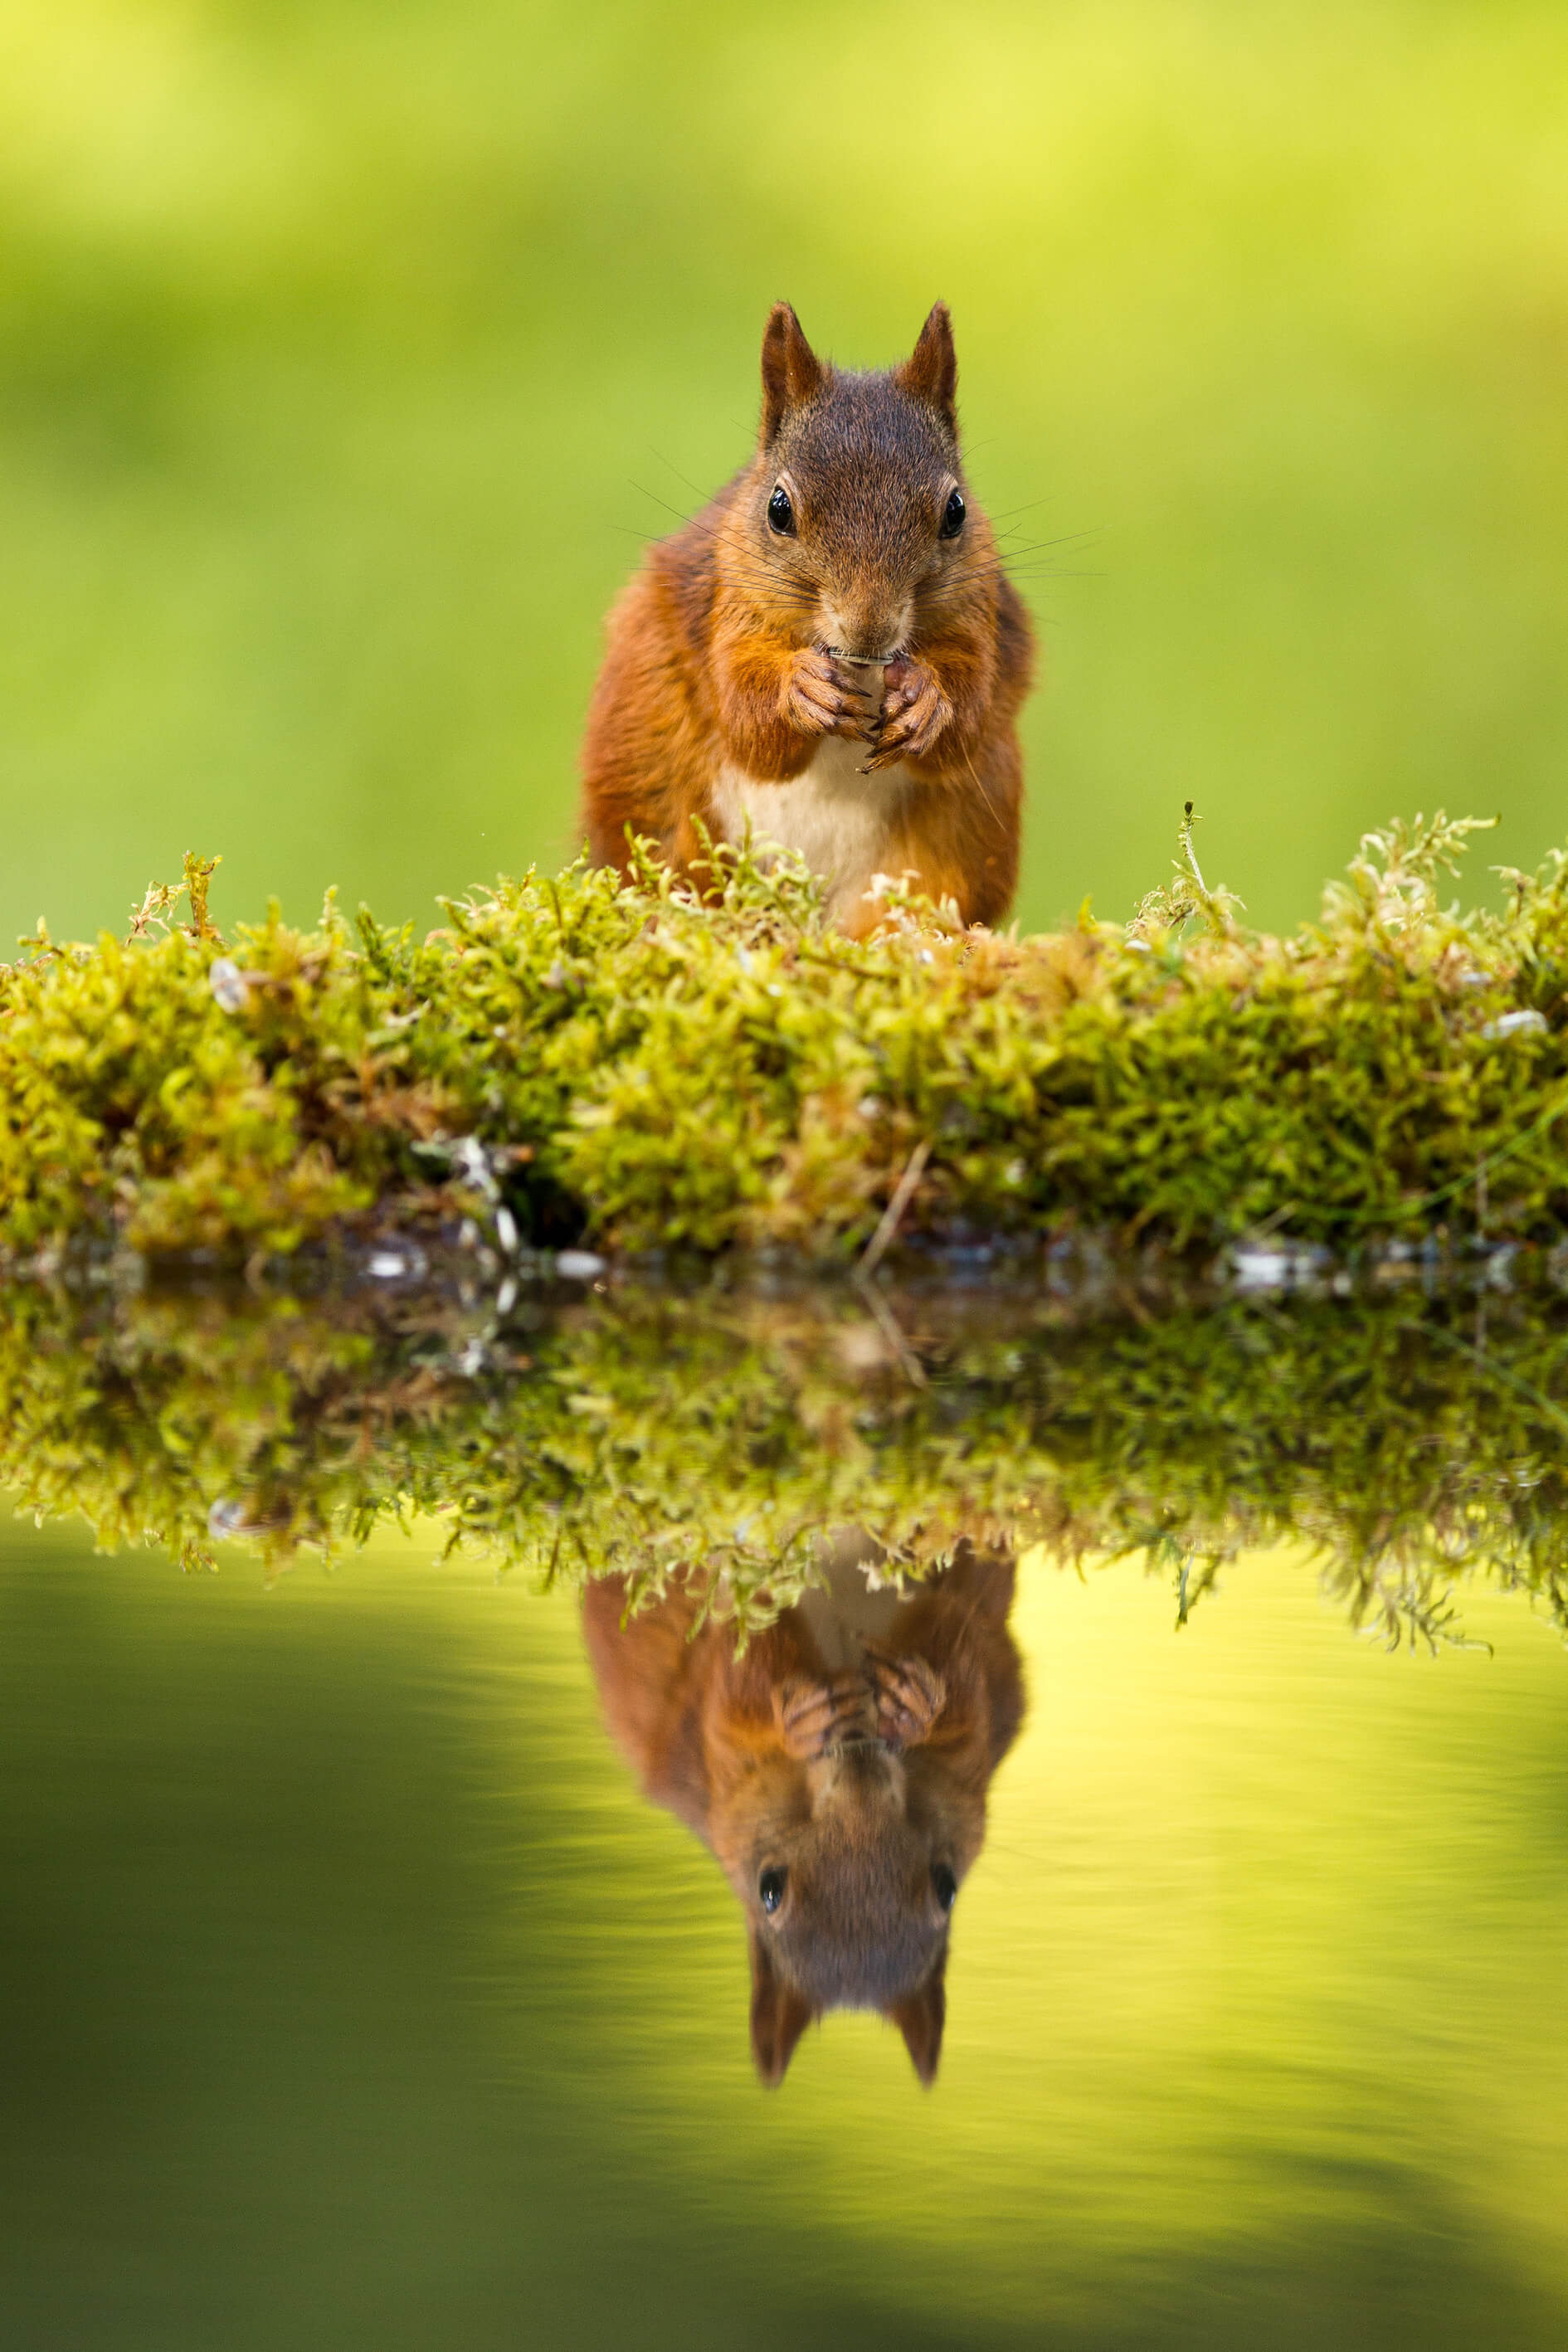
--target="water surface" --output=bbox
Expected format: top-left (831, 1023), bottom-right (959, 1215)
top-left (2, 1269), bottom-right (1566, 2347)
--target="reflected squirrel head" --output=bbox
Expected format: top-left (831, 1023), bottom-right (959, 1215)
top-left (580, 1542), bottom-right (1024, 2098)
top-left (741, 1736), bottom-right (959, 2088)
top-left (723, 301), bottom-right (995, 665)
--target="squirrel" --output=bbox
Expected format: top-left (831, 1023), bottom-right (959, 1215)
top-left (579, 303), bottom-right (1035, 937)
top-left (580, 1535), bottom-right (1025, 2087)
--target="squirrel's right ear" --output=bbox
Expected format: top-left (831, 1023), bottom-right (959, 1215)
top-left (748, 1921), bottom-right (815, 2087)
top-left (760, 303), bottom-right (825, 446)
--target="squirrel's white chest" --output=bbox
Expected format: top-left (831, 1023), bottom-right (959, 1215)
top-left (709, 738), bottom-right (907, 923)
top-left (797, 1533), bottom-right (908, 1670)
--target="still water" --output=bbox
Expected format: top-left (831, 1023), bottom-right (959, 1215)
top-left (2, 1269), bottom-right (1566, 2348)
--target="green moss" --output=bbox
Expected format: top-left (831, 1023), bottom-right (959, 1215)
top-left (10, 812), bottom-right (1565, 1641)
top-left (7, 815), bottom-right (1568, 1268)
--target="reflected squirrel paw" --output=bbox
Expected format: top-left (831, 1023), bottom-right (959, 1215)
top-left (862, 1647), bottom-right (947, 1746)
top-left (774, 1671), bottom-right (878, 1759)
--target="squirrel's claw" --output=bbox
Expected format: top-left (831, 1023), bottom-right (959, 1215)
top-left (774, 1671), bottom-right (877, 1760)
top-left (866, 662), bottom-right (952, 767)
top-left (862, 1646), bottom-right (946, 1748)
top-left (782, 649), bottom-right (880, 743)
top-left (782, 656), bottom-right (844, 736)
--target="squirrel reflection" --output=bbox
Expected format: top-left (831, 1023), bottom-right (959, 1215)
top-left (582, 1536), bottom-right (1024, 2087)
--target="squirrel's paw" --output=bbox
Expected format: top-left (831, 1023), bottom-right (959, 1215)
top-left (774, 1671), bottom-right (878, 1760)
top-left (782, 649), bottom-right (879, 742)
top-left (862, 659), bottom-right (952, 770)
top-left (862, 1647), bottom-right (947, 1748)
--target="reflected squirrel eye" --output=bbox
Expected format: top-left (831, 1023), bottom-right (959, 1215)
top-left (932, 1864), bottom-right (957, 1912)
top-left (940, 489), bottom-right (966, 539)
top-left (767, 485), bottom-right (795, 535)
top-left (759, 1867), bottom-right (786, 1914)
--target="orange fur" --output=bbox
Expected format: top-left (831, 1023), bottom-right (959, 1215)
top-left (580, 304), bottom-right (1035, 933)
top-left (581, 1538), bottom-right (1025, 2087)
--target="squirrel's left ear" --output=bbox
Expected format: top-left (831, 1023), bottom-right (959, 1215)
top-left (896, 303), bottom-right (958, 436)
top-left (748, 1921), bottom-right (816, 2087)
top-left (886, 1951), bottom-right (947, 2087)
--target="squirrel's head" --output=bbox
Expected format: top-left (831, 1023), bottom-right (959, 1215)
top-left (740, 1738), bottom-right (959, 2090)
top-left (736, 301), bottom-right (986, 663)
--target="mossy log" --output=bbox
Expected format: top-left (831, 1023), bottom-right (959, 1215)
top-left (5, 814), bottom-right (1568, 1270)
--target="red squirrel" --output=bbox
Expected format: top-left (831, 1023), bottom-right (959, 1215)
top-left (580, 304), bottom-right (1035, 936)
top-left (581, 1536), bottom-right (1025, 2087)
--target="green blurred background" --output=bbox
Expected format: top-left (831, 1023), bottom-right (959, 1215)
top-left (2, 0), bottom-right (1566, 948)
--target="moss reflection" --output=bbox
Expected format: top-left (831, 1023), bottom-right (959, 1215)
top-left (2, 1268), bottom-right (1568, 1652)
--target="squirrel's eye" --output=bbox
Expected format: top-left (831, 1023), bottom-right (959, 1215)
top-left (939, 489), bottom-right (966, 540)
top-left (767, 485), bottom-right (796, 536)
top-left (932, 1864), bottom-right (957, 1913)
top-left (759, 1867), bottom-right (787, 1915)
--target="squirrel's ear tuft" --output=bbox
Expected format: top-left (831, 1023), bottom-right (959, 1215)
top-left (760, 303), bottom-right (825, 446)
top-left (887, 1953), bottom-right (947, 2086)
top-left (896, 303), bottom-right (958, 435)
top-left (748, 1921), bottom-right (815, 2087)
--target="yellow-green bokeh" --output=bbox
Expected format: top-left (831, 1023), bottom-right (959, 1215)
top-left (3, 1521), bottom-right (1566, 2345)
top-left (2, 1), bottom-right (1566, 947)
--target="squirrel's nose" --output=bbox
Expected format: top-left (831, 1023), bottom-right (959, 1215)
top-left (813, 1739), bottom-right (902, 1812)
top-left (820, 597), bottom-right (912, 663)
